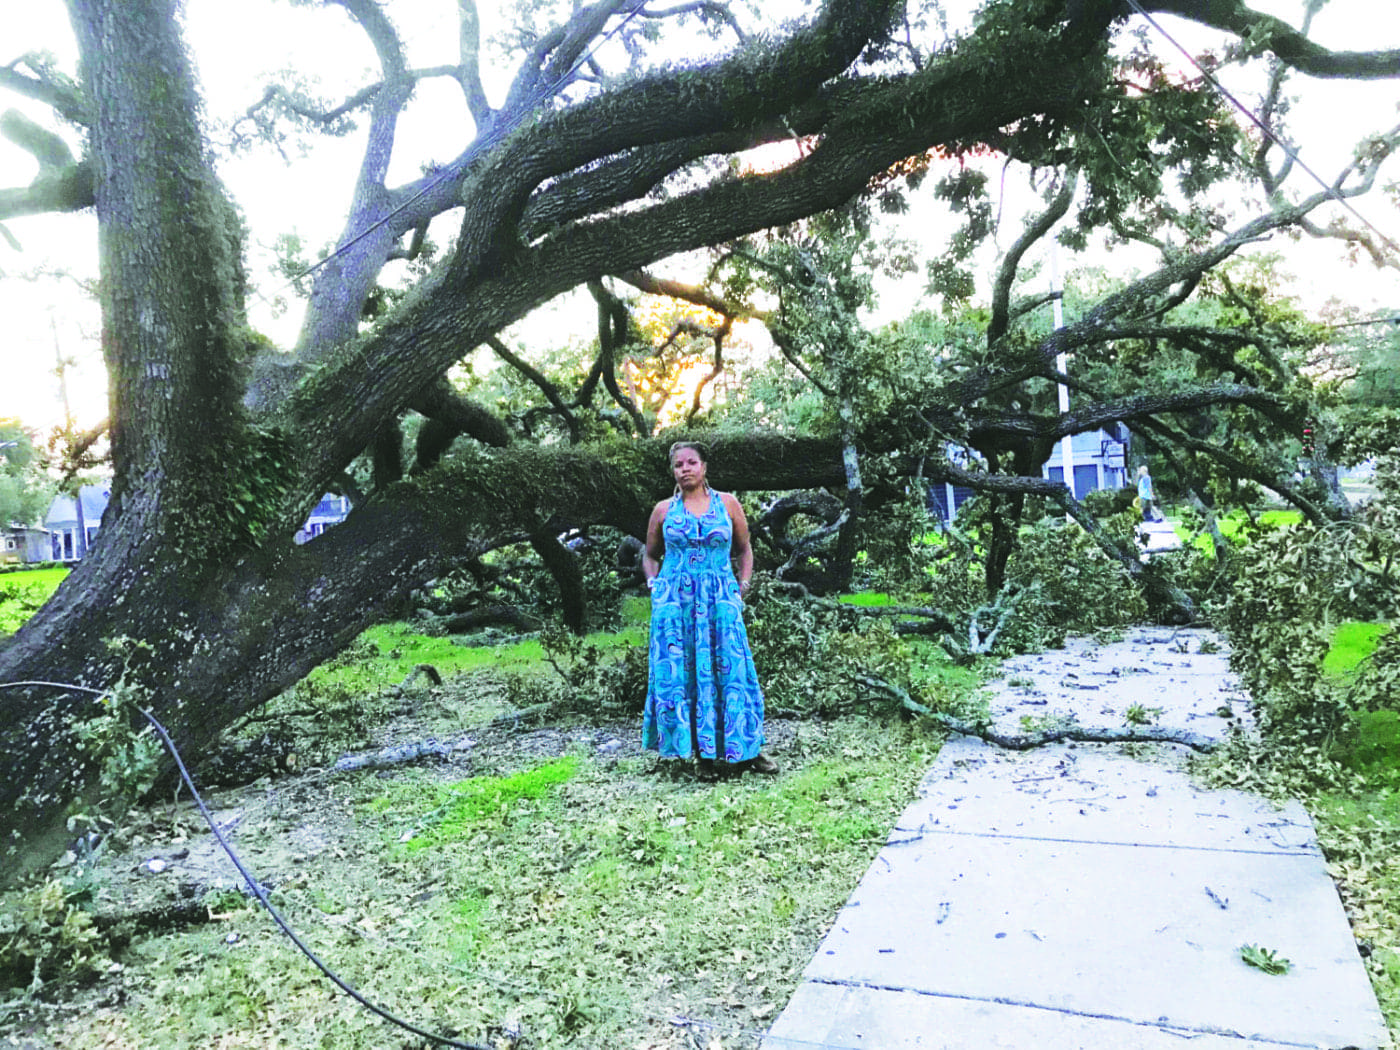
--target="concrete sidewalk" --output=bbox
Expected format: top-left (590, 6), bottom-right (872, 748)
top-left (1137, 520), bottom-right (1182, 555)
top-left (763, 629), bottom-right (1388, 1050)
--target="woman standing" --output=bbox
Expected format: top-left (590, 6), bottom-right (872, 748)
top-left (641, 441), bottom-right (777, 776)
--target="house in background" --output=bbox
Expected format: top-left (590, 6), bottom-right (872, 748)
top-left (45, 484), bottom-right (111, 562)
top-left (294, 494), bottom-right (352, 544)
top-left (41, 485), bottom-right (351, 562)
top-left (3, 525), bottom-right (50, 565)
top-left (927, 424), bottom-right (1131, 524)
top-left (1042, 424), bottom-right (1130, 499)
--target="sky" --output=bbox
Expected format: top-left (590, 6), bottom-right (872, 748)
top-left (1, 0), bottom-right (1398, 432)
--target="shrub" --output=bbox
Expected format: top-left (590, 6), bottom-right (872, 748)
top-left (0, 879), bottom-right (112, 988)
top-left (0, 581), bottom-right (55, 635)
top-left (534, 623), bottom-right (648, 716)
top-left (743, 577), bottom-right (979, 720)
top-left (1083, 485), bottom-right (1137, 519)
top-left (855, 490), bottom-right (944, 596)
top-left (1215, 452), bottom-right (1400, 743)
top-left (998, 518), bottom-right (1147, 649)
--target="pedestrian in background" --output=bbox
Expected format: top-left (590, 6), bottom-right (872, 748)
top-left (1137, 464), bottom-right (1163, 523)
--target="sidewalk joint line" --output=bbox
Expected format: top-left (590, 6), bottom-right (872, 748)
top-left (885, 826), bottom-right (1317, 857)
top-left (801, 979), bottom-right (1330, 1048)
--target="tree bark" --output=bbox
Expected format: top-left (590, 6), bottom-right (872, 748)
top-left (3, 0), bottom-right (1392, 884)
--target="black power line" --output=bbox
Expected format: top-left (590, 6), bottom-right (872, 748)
top-left (0, 679), bottom-right (492, 1050)
top-left (1123, 0), bottom-right (1400, 257)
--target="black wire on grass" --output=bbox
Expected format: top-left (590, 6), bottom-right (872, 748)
top-left (0, 680), bottom-right (492, 1050)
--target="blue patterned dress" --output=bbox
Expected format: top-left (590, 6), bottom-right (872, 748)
top-left (642, 491), bottom-right (766, 762)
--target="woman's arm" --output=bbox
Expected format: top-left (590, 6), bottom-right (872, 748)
top-left (722, 493), bottom-right (753, 594)
top-left (642, 501), bottom-right (668, 584)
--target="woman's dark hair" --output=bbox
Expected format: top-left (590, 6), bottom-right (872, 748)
top-left (667, 440), bottom-right (709, 465)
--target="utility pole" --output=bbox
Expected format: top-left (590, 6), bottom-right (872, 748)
top-left (1050, 243), bottom-right (1074, 513)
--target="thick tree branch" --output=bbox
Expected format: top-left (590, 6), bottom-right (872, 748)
top-left (1, 110), bottom-right (76, 170)
top-left (988, 170), bottom-right (1077, 343)
top-left (1144, 0), bottom-right (1400, 79)
top-left (409, 376), bottom-right (514, 473)
top-left (451, 0), bottom-right (902, 279)
top-left (520, 138), bottom-right (734, 240)
top-left (934, 711), bottom-right (1219, 751)
top-left (486, 335), bottom-right (581, 443)
top-left (0, 110), bottom-right (92, 219)
top-left (617, 268), bottom-right (758, 321)
top-left (337, 0), bottom-right (411, 198)
top-left (539, 0), bottom-right (638, 99)
top-left (0, 62), bottom-right (87, 125)
top-left (588, 279), bottom-right (650, 434)
top-left (0, 160), bottom-right (92, 220)
top-left (457, 0), bottom-right (493, 129)
top-left (963, 384), bottom-right (1285, 450)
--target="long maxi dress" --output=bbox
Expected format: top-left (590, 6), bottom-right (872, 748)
top-left (641, 489), bottom-right (766, 762)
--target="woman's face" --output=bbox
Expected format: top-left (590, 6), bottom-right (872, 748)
top-left (671, 447), bottom-right (706, 492)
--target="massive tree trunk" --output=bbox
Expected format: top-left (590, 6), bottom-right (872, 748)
top-left (2, 0), bottom-right (1396, 884)
top-left (1, 0), bottom-right (273, 879)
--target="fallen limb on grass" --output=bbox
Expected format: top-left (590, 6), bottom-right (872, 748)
top-left (331, 705), bottom-right (555, 773)
top-left (931, 715), bottom-right (1219, 752)
top-left (333, 737), bottom-right (465, 773)
top-left (852, 673), bottom-right (1219, 752)
top-left (393, 663), bottom-right (443, 696)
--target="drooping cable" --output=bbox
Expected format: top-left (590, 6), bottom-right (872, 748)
top-left (0, 679), bottom-right (491, 1050)
top-left (1122, 0), bottom-right (1400, 256)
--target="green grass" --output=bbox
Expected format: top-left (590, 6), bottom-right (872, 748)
top-left (371, 756), bottom-right (582, 850)
top-left (1323, 621), bottom-right (1392, 678)
top-left (45, 717), bottom-right (945, 1049)
top-left (1311, 775), bottom-right (1400, 1031)
top-left (308, 604), bottom-right (649, 694)
top-left (837, 592), bottom-right (898, 607)
top-left (1343, 712), bottom-right (1400, 783)
top-left (1321, 623), bottom-right (1398, 782)
top-left (365, 721), bottom-right (943, 1045)
top-left (0, 566), bottom-right (68, 589)
top-left (1310, 619), bottom-right (1400, 1033)
top-left (1177, 509), bottom-right (1305, 557)
top-left (0, 566), bottom-right (67, 634)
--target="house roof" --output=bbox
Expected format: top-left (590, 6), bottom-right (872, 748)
top-left (45, 484), bottom-right (111, 529)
